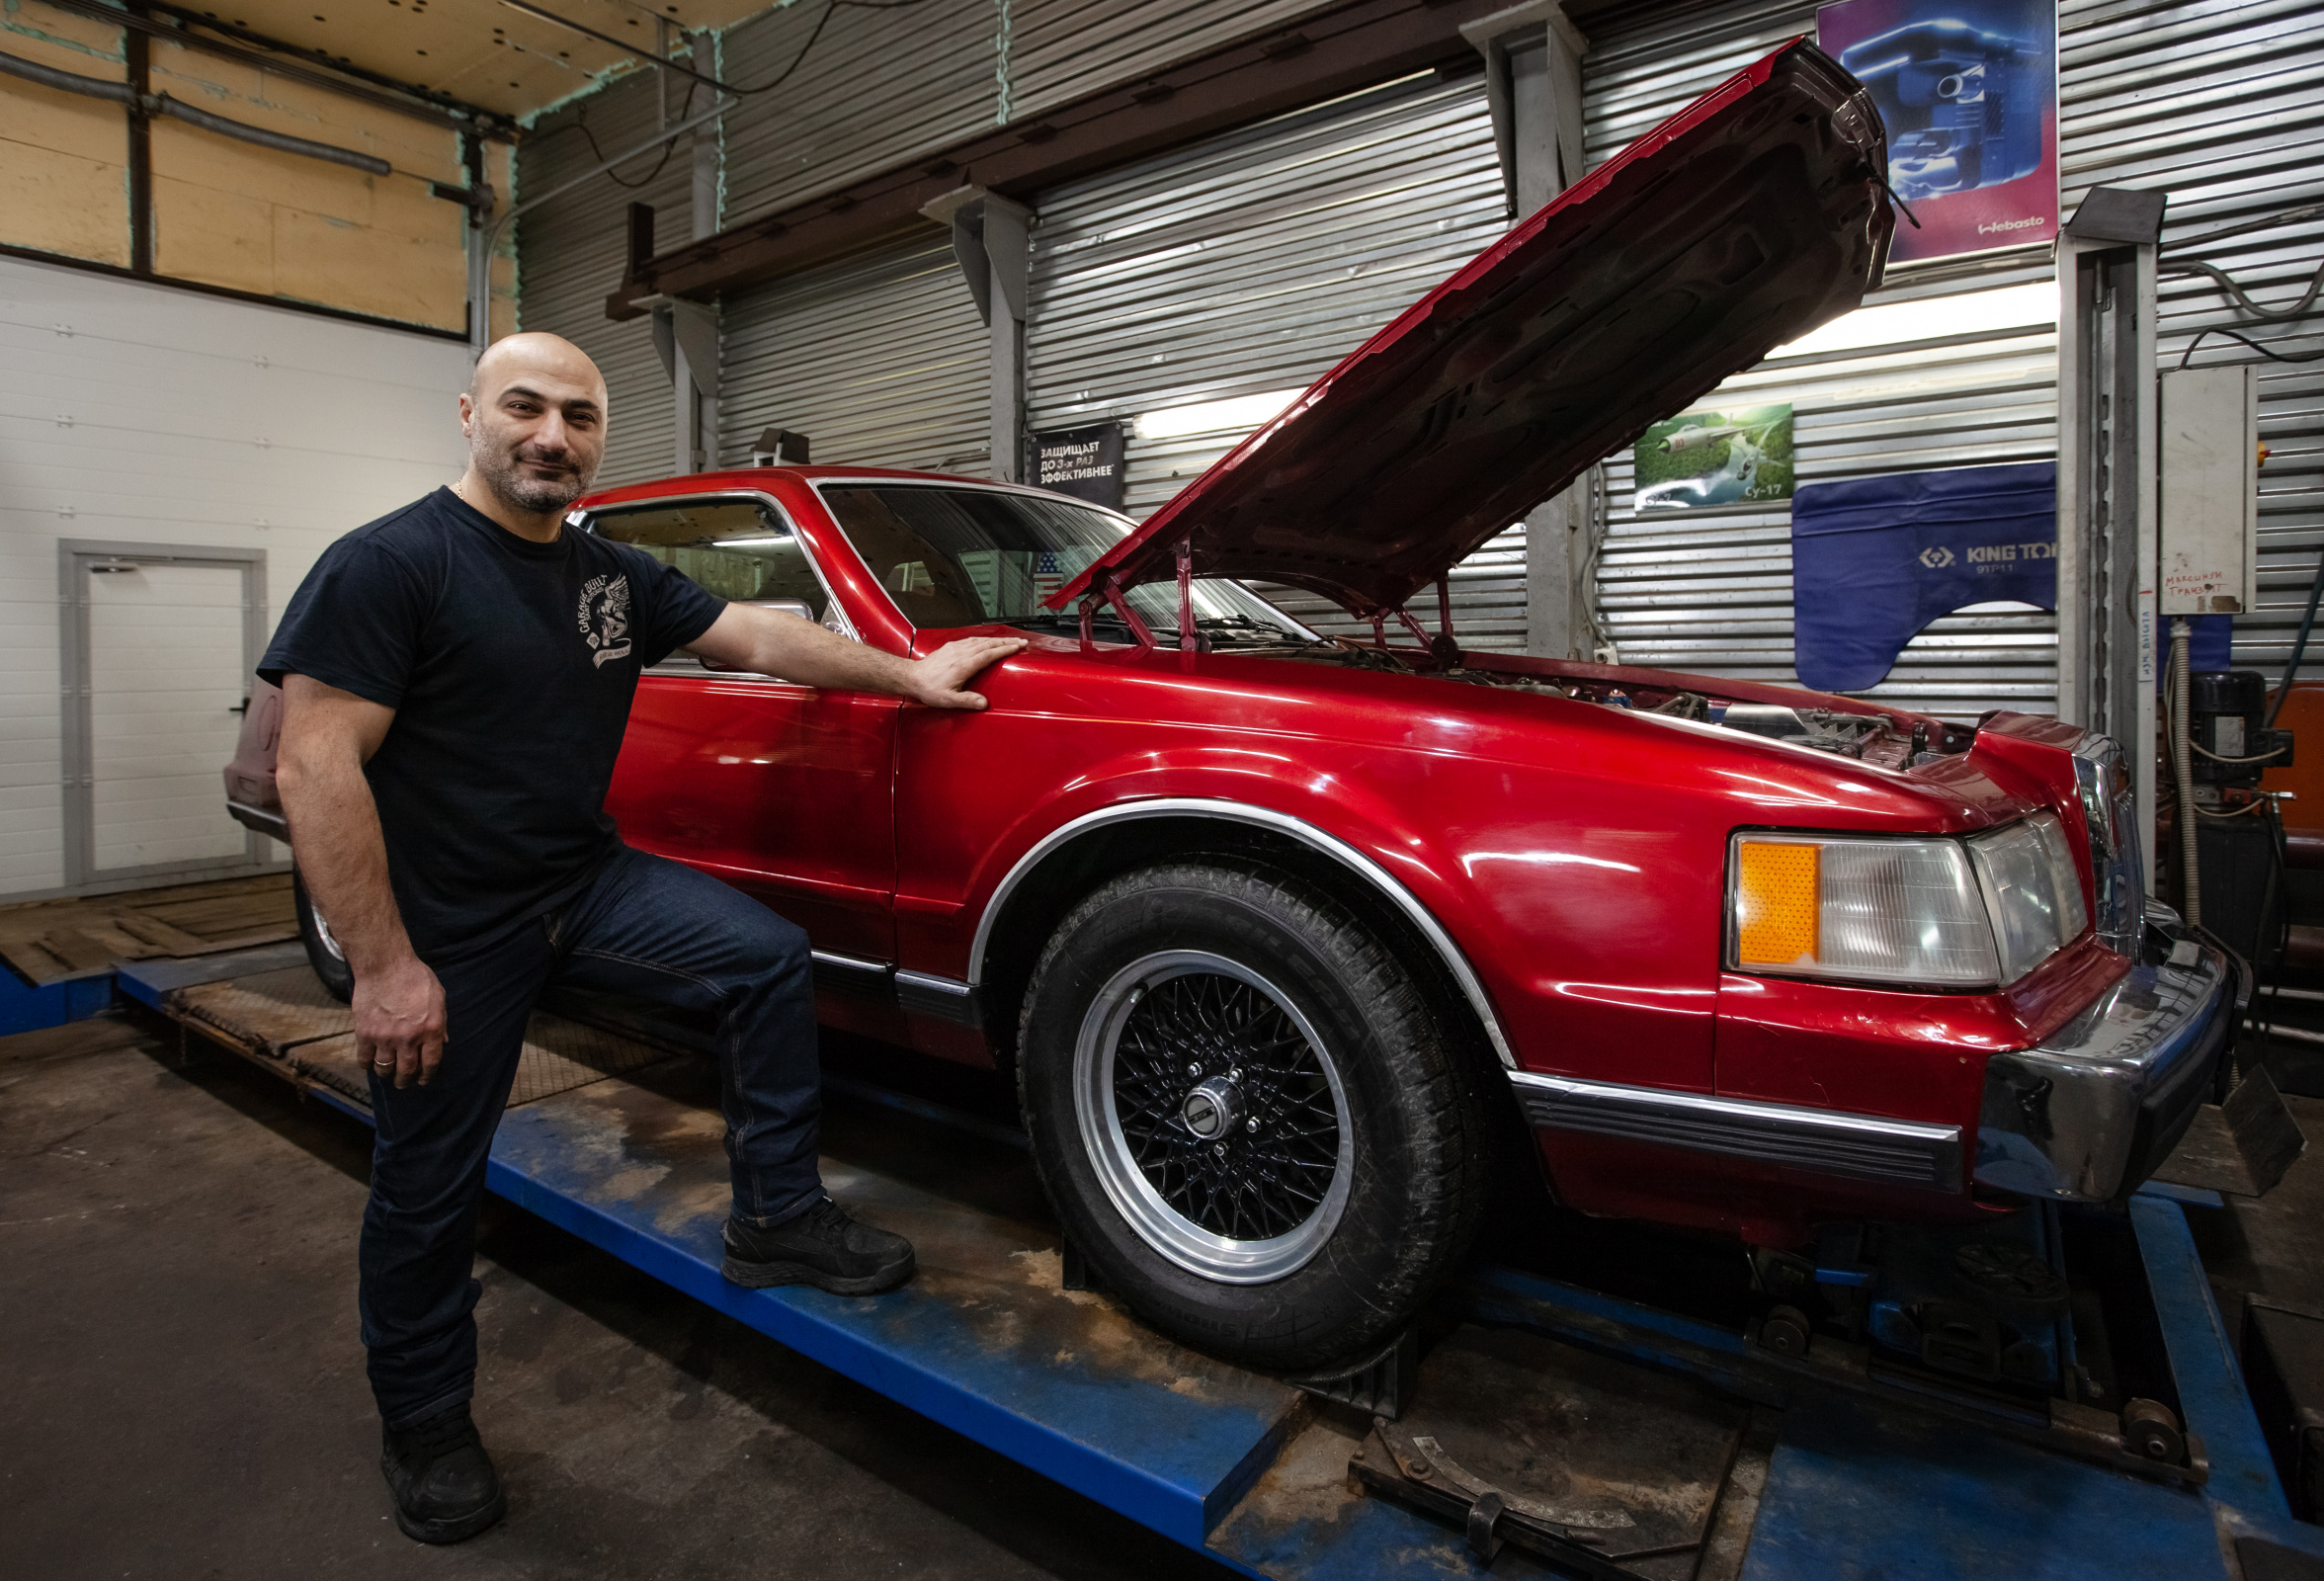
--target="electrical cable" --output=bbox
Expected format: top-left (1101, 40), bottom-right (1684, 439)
top-left (2161, 203), bottom-right (2324, 258)
top-left (2165, 256), bottom-right (2324, 322)
top-left (2192, 737), bottom-right (2291, 766)
top-left (2267, 554), bottom-right (2324, 728)
top-left (2177, 323), bottom-right (2324, 371)
top-left (502, 0), bottom-right (938, 98)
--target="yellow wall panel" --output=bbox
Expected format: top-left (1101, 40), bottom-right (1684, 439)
top-left (273, 207), bottom-right (465, 329)
top-left (149, 173), bottom-right (274, 296)
top-left (0, 1), bottom-right (129, 264)
top-left (0, 136), bottom-right (130, 266)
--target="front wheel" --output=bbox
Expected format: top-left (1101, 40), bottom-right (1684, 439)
top-left (292, 864), bottom-right (355, 1005)
top-left (1017, 860), bottom-right (1487, 1372)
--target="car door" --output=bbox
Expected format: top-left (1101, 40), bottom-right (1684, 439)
top-left (595, 493), bottom-right (899, 964)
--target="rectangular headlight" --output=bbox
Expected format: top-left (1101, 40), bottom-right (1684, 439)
top-left (1968, 811), bottom-right (2088, 982)
top-left (1731, 833), bottom-right (2001, 986)
top-left (1729, 814), bottom-right (2090, 990)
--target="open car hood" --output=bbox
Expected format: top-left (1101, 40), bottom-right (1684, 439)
top-left (1048, 39), bottom-right (1892, 618)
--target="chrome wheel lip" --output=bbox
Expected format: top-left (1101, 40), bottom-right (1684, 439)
top-left (1072, 949), bottom-right (1355, 1286)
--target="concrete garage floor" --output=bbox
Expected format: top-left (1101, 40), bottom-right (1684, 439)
top-left (0, 1011), bottom-right (1237, 1581)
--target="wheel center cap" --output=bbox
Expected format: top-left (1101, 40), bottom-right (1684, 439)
top-left (1181, 1076), bottom-right (1242, 1140)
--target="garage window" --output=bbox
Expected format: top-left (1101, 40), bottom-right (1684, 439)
top-left (586, 497), bottom-right (848, 667)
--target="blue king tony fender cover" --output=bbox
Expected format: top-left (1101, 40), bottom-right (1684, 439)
top-left (1790, 459), bottom-right (2057, 694)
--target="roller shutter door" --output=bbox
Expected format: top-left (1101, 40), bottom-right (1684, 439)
top-left (1577, 0), bottom-right (2324, 722)
top-left (515, 70), bottom-right (696, 490)
top-left (1023, 69), bottom-right (1517, 645)
top-left (716, 231), bottom-right (989, 474)
top-left (2070, 0), bottom-right (2324, 689)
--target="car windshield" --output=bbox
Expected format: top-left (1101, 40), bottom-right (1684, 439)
top-left (816, 483), bottom-right (1309, 645)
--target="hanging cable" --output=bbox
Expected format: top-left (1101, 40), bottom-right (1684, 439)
top-left (2170, 619), bottom-right (2201, 925)
top-left (2267, 554), bottom-right (2324, 728)
top-left (499, 0), bottom-right (939, 98)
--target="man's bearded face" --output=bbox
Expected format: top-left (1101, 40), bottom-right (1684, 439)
top-left (469, 388), bottom-right (603, 514)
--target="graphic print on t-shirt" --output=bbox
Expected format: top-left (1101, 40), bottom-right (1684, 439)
top-left (578, 573), bottom-right (632, 668)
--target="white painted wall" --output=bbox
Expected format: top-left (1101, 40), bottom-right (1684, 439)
top-left (0, 256), bottom-right (471, 898)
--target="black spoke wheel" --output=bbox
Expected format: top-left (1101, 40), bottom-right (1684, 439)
top-left (1076, 952), bottom-right (1355, 1283)
top-left (1019, 859), bottom-right (1488, 1372)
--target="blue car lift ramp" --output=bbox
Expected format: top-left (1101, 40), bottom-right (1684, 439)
top-left (123, 945), bottom-right (2324, 1581)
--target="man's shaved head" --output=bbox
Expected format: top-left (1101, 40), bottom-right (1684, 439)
top-left (459, 333), bottom-right (609, 518)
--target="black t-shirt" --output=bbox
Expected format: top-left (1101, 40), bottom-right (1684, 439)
top-left (260, 487), bottom-right (724, 961)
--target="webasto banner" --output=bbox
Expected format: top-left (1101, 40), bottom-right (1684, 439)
top-left (1816, 0), bottom-right (2060, 266)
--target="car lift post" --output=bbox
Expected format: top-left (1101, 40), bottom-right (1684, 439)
top-left (2056, 185), bottom-right (2167, 886)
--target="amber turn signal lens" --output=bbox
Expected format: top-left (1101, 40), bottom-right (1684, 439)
top-left (1734, 840), bottom-right (1819, 965)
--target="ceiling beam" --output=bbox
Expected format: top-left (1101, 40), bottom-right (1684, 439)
top-left (609, 0), bottom-right (1510, 314)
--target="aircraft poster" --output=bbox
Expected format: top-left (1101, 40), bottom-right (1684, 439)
top-left (1632, 404), bottom-right (1795, 512)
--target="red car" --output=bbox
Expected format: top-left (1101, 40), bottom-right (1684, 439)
top-left (232, 42), bottom-right (2228, 1373)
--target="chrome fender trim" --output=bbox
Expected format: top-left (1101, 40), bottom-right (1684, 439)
top-left (1512, 1070), bottom-right (1964, 1189)
top-left (965, 797), bottom-right (1518, 1069)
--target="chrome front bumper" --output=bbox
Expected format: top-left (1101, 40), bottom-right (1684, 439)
top-left (1973, 908), bottom-right (2235, 1203)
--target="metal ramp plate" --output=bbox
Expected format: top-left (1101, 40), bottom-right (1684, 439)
top-left (115, 950), bottom-right (2324, 1579)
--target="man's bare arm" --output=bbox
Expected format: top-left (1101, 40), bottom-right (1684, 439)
top-left (277, 675), bottom-right (446, 1088)
top-left (684, 605), bottom-right (1025, 707)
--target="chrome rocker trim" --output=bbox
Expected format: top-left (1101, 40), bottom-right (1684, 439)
top-left (966, 798), bottom-right (1519, 1068)
top-left (225, 799), bottom-right (289, 842)
top-left (1510, 1070), bottom-right (1964, 1189)
top-left (1973, 909), bottom-right (2232, 1203)
top-left (808, 953), bottom-right (983, 1027)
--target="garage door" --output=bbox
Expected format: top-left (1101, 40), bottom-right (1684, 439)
top-left (516, 69), bottom-right (694, 490)
top-left (716, 232), bottom-right (989, 475)
top-left (1023, 68), bottom-right (1520, 645)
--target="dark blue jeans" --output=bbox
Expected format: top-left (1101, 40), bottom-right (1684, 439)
top-left (359, 845), bottom-right (822, 1428)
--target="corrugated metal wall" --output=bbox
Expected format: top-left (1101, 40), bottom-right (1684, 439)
top-left (713, 0), bottom-right (1360, 232)
top-left (717, 0), bottom-right (1000, 230)
top-left (1022, 68), bottom-right (1520, 643)
top-left (1580, 0), bottom-right (2062, 722)
top-left (1008, 0), bottom-right (1340, 121)
top-left (716, 230), bottom-right (990, 473)
top-left (2081, 0), bottom-right (2324, 689)
top-left (1579, 0), bottom-right (2324, 722)
top-left (516, 69), bottom-right (694, 489)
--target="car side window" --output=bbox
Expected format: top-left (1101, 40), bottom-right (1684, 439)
top-left (586, 498), bottom-right (848, 671)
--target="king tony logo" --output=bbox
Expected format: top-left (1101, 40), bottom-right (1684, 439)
top-left (578, 574), bottom-right (633, 668)
top-left (1919, 545), bottom-right (1956, 569)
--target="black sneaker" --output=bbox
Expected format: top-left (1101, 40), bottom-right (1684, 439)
top-left (380, 1402), bottom-right (506, 1544)
top-left (721, 1196), bottom-right (915, 1294)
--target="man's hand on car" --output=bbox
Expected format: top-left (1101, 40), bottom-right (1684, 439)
top-left (356, 950), bottom-right (449, 1089)
top-left (907, 635), bottom-right (1029, 710)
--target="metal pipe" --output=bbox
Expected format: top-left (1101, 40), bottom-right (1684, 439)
top-left (2171, 619), bottom-right (2200, 926)
top-left (33, 0), bottom-right (491, 134)
top-left (4, 51), bottom-right (391, 177)
top-left (0, 47), bottom-right (134, 102)
top-left (152, 93), bottom-right (391, 176)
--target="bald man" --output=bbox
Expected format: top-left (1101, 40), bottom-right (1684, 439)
top-left (263, 333), bottom-right (1022, 1544)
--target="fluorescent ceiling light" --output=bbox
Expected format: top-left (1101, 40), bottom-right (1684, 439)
top-left (712, 536), bottom-right (792, 547)
top-left (1134, 388), bottom-right (1305, 441)
top-left (1770, 282), bottom-right (2057, 359)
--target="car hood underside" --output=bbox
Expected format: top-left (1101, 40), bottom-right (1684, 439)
top-left (1050, 38), bottom-right (1894, 619)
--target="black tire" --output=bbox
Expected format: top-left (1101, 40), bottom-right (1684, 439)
top-left (1017, 859), bottom-right (1487, 1372)
top-left (293, 863), bottom-right (355, 1004)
